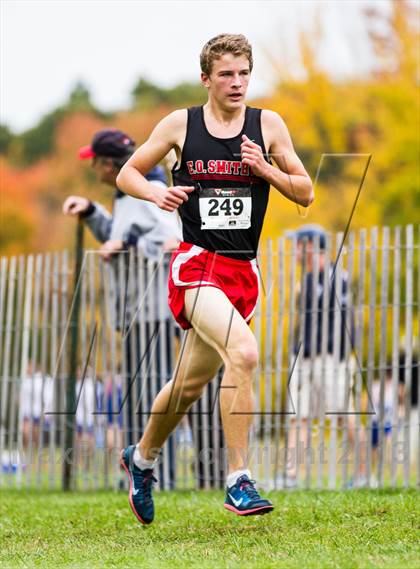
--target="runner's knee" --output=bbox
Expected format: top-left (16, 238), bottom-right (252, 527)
top-left (227, 341), bottom-right (259, 372)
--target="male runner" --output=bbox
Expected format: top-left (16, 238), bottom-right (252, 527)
top-left (117, 33), bottom-right (313, 524)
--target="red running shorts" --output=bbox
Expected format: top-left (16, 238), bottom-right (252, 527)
top-left (168, 242), bottom-right (260, 330)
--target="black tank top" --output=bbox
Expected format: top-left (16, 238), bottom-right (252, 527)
top-left (172, 106), bottom-right (270, 260)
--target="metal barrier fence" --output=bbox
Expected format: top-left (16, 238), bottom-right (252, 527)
top-left (0, 225), bottom-right (418, 491)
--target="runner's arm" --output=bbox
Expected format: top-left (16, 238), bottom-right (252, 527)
top-left (241, 110), bottom-right (314, 207)
top-left (117, 110), bottom-right (195, 211)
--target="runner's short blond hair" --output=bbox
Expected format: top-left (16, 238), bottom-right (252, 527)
top-left (200, 34), bottom-right (253, 76)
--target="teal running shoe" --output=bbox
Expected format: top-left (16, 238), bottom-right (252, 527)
top-left (120, 446), bottom-right (157, 525)
top-left (224, 474), bottom-right (274, 516)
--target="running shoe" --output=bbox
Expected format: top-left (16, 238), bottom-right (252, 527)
top-left (120, 445), bottom-right (157, 525)
top-left (224, 474), bottom-right (274, 516)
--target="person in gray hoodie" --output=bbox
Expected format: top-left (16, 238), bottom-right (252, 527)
top-left (64, 128), bottom-right (180, 263)
top-left (63, 128), bottom-right (181, 488)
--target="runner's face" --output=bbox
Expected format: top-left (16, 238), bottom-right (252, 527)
top-left (202, 53), bottom-right (251, 109)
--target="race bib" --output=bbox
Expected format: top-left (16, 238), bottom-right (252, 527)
top-left (199, 187), bottom-right (252, 230)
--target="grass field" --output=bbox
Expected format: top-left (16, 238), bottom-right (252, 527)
top-left (0, 488), bottom-right (419, 568)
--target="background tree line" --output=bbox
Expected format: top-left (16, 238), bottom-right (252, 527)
top-left (0, 0), bottom-right (418, 255)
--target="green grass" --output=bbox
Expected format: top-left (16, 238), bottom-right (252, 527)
top-left (0, 489), bottom-right (419, 568)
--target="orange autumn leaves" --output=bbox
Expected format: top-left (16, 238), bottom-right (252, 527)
top-left (1, 1), bottom-right (418, 255)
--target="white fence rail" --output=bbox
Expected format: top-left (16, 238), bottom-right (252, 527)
top-left (0, 225), bottom-right (418, 490)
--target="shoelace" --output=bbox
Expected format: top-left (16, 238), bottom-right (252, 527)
top-left (238, 478), bottom-right (260, 500)
top-left (134, 472), bottom-right (157, 500)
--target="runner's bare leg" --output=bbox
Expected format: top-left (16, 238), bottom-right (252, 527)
top-left (139, 327), bottom-right (222, 459)
top-left (140, 287), bottom-right (258, 475)
top-left (184, 287), bottom-right (258, 474)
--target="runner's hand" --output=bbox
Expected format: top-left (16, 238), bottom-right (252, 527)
top-left (154, 186), bottom-right (195, 212)
top-left (63, 196), bottom-right (91, 216)
top-left (240, 134), bottom-right (269, 178)
top-left (99, 240), bottom-right (124, 261)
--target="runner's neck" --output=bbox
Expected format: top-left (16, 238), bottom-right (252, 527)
top-left (203, 102), bottom-right (246, 137)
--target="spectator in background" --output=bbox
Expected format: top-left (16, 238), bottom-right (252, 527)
top-left (284, 224), bottom-right (356, 488)
top-left (105, 373), bottom-right (124, 452)
top-left (63, 129), bottom-right (182, 489)
top-left (75, 368), bottom-right (104, 470)
top-left (63, 128), bottom-right (181, 262)
top-left (399, 338), bottom-right (419, 468)
top-left (399, 340), bottom-right (419, 409)
top-left (20, 363), bottom-right (54, 450)
top-left (369, 366), bottom-right (396, 487)
top-left (353, 344), bottom-right (418, 489)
